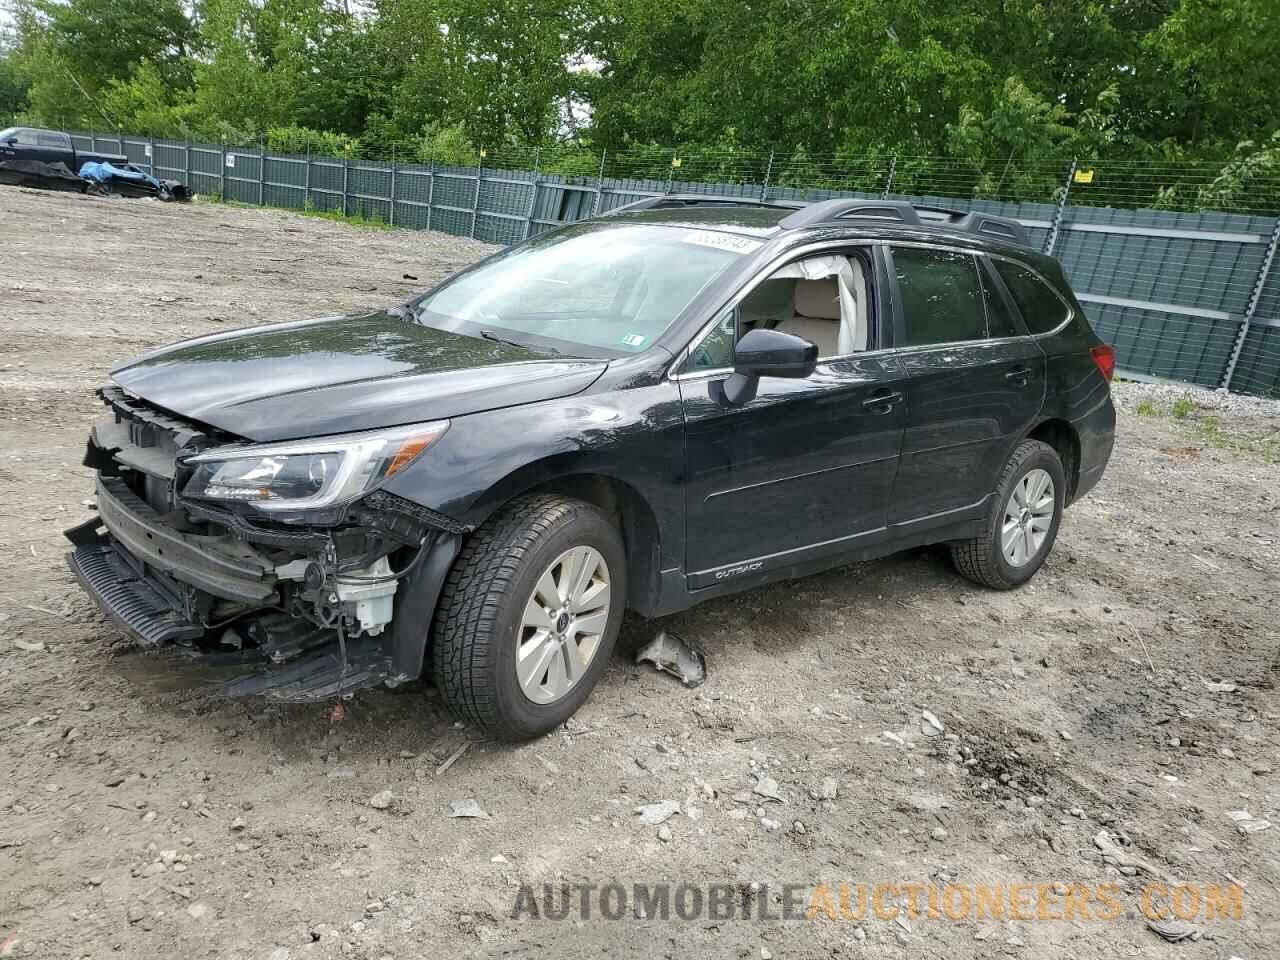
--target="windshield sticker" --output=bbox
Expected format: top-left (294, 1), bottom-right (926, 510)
top-left (681, 231), bottom-right (763, 255)
top-left (621, 333), bottom-right (646, 347)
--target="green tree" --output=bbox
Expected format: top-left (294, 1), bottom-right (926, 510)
top-left (6, 0), bottom-right (195, 129)
top-left (1144, 0), bottom-right (1280, 149)
top-left (0, 29), bottom-right (31, 119)
top-left (1, 0), bottom-right (1275, 200)
top-left (100, 60), bottom-right (196, 138)
top-left (435, 0), bottom-right (593, 147)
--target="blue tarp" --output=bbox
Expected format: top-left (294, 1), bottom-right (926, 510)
top-left (79, 160), bottom-right (163, 193)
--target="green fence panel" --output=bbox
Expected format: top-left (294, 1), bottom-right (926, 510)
top-left (1228, 324), bottom-right (1280, 397)
top-left (152, 140), bottom-right (188, 182)
top-left (1091, 303), bottom-right (1239, 387)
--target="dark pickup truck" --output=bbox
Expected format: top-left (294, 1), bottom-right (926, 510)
top-left (1, 126), bottom-right (190, 199)
top-left (0, 126), bottom-right (127, 190)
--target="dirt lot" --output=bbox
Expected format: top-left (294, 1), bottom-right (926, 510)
top-left (0, 187), bottom-right (1277, 960)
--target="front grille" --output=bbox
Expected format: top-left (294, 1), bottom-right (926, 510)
top-left (95, 385), bottom-right (237, 513)
top-left (100, 384), bottom-right (215, 451)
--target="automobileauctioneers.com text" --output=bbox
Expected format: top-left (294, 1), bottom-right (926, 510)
top-left (509, 881), bottom-right (1245, 923)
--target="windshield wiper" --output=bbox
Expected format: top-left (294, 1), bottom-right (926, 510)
top-left (480, 330), bottom-right (560, 355)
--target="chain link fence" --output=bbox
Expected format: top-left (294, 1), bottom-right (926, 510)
top-left (44, 129), bottom-right (1280, 397)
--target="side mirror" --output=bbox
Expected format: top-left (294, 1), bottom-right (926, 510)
top-left (734, 328), bottom-right (819, 379)
top-left (710, 328), bottom-right (818, 406)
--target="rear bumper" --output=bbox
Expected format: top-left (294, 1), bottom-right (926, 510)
top-left (1072, 394), bottom-right (1116, 503)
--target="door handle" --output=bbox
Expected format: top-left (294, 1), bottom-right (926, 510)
top-left (1004, 367), bottom-right (1031, 385)
top-left (862, 390), bottom-right (902, 412)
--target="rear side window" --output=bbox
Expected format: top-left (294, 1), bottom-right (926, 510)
top-left (993, 260), bottom-right (1071, 334)
top-left (979, 262), bottom-right (1020, 338)
top-left (892, 247), bottom-right (986, 346)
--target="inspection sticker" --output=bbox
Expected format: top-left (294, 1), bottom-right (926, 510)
top-left (681, 230), bottom-right (762, 254)
top-left (621, 333), bottom-right (647, 347)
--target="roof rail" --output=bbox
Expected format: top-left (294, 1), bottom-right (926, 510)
top-left (778, 199), bottom-right (922, 230)
top-left (601, 194), bottom-right (801, 217)
top-left (601, 193), bottom-right (1034, 247)
top-left (777, 198), bottom-right (1032, 247)
top-left (913, 205), bottom-right (1032, 248)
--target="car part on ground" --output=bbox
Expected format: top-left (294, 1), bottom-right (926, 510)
top-left (634, 631), bottom-right (707, 688)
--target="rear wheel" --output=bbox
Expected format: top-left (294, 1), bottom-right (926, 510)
top-left (951, 439), bottom-right (1065, 590)
top-left (432, 494), bottom-right (625, 740)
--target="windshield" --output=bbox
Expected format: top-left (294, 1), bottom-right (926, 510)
top-left (412, 222), bottom-right (756, 356)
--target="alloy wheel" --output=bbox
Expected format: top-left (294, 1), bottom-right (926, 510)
top-left (516, 546), bottom-right (612, 704)
top-left (1002, 468), bottom-right (1055, 567)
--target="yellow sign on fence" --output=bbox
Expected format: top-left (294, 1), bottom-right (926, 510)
top-left (1073, 168), bottom-right (1096, 184)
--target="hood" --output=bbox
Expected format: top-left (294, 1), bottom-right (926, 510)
top-left (110, 312), bottom-right (609, 442)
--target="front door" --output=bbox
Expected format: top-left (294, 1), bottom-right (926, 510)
top-left (885, 245), bottom-right (1046, 527)
top-left (679, 355), bottom-right (908, 586)
top-left (676, 246), bottom-right (907, 587)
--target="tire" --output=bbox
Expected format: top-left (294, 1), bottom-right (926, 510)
top-left (950, 439), bottom-right (1065, 590)
top-left (432, 494), bottom-right (626, 741)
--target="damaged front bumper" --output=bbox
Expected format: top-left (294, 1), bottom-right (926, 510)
top-left (66, 388), bottom-right (465, 700)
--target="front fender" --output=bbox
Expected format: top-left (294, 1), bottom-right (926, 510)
top-left (379, 379), bottom-right (688, 574)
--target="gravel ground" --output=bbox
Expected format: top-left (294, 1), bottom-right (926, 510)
top-left (0, 187), bottom-right (1277, 960)
top-left (1112, 380), bottom-right (1280, 421)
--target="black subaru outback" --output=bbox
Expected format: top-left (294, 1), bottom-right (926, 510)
top-left (67, 196), bottom-right (1116, 740)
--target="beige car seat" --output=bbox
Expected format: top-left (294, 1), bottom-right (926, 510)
top-left (776, 278), bottom-right (842, 356)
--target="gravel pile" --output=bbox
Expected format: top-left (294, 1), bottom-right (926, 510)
top-left (1111, 379), bottom-right (1280, 420)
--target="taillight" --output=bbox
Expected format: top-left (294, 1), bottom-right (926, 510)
top-left (1090, 343), bottom-right (1115, 383)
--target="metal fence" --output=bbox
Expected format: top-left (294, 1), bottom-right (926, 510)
top-left (64, 130), bottom-right (1280, 398)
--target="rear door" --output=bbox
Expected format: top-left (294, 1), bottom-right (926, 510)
top-left (885, 244), bottom-right (1046, 527)
top-left (677, 244), bottom-right (908, 586)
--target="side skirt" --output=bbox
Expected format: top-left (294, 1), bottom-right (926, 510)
top-left (648, 512), bottom-right (987, 617)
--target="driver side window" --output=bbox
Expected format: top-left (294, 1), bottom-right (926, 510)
top-left (680, 249), bottom-right (873, 374)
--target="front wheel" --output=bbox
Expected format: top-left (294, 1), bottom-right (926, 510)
top-left (432, 494), bottom-right (626, 740)
top-left (951, 439), bottom-right (1065, 590)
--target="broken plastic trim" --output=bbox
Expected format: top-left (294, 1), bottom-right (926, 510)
top-left (354, 490), bottom-right (472, 536)
top-left (634, 631), bottom-right (706, 688)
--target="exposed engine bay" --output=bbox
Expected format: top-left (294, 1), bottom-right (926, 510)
top-left (65, 385), bottom-right (465, 700)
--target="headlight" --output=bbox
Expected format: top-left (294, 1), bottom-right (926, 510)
top-left (181, 421), bottom-right (449, 512)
